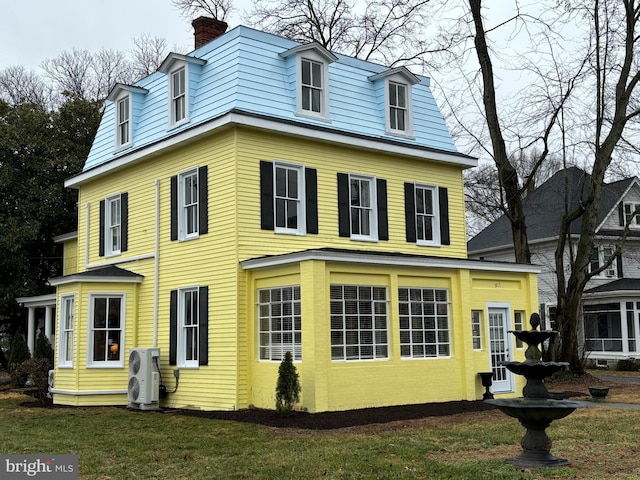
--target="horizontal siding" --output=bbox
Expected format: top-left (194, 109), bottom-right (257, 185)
top-left (84, 26), bottom-right (459, 173)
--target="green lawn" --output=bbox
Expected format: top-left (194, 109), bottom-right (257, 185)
top-left (1, 393), bottom-right (639, 480)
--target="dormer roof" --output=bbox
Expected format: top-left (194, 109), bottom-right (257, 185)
top-left (368, 67), bottom-right (421, 85)
top-left (106, 83), bottom-right (149, 101)
top-left (279, 42), bottom-right (338, 63)
top-left (158, 52), bottom-right (207, 73)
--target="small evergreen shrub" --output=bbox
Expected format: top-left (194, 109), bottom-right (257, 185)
top-left (34, 331), bottom-right (54, 365)
top-left (275, 351), bottom-right (301, 415)
top-left (7, 331), bottom-right (31, 373)
top-left (12, 358), bottom-right (52, 405)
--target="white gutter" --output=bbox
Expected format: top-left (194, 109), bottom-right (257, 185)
top-left (153, 179), bottom-right (160, 348)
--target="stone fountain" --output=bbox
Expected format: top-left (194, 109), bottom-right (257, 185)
top-left (486, 313), bottom-right (588, 468)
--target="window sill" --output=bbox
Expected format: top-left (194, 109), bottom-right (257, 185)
top-left (350, 236), bottom-right (379, 243)
top-left (167, 119), bottom-right (189, 132)
top-left (385, 130), bottom-right (415, 140)
top-left (86, 363), bottom-right (124, 369)
top-left (113, 143), bottom-right (133, 154)
top-left (295, 111), bottom-right (332, 123)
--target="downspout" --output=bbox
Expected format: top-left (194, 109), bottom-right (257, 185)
top-left (153, 179), bottom-right (160, 348)
top-left (84, 202), bottom-right (91, 268)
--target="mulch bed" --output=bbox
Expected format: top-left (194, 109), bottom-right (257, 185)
top-left (161, 400), bottom-right (497, 430)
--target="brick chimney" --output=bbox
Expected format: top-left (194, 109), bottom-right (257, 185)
top-left (192, 16), bottom-right (228, 48)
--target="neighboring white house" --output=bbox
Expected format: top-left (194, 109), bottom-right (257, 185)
top-left (468, 167), bottom-right (640, 365)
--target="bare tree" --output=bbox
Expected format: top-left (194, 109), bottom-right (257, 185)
top-left (0, 66), bottom-right (52, 107)
top-left (92, 48), bottom-right (134, 100)
top-left (41, 48), bottom-right (95, 100)
top-left (244, 0), bottom-right (446, 67)
top-left (131, 34), bottom-right (170, 80)
top-left (172, 0), bottom-right (233, 21)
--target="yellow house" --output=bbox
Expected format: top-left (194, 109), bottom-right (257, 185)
top-left (46, 19), bottom-right (538, 413)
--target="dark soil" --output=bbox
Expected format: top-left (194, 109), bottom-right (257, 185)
top-left (162, 400), bottom-right (498, 430)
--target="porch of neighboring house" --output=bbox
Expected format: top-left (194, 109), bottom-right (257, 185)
top-left (15, 294), bottom-right (56, 355)
top-left (580, 279), bottom-right (640, 363)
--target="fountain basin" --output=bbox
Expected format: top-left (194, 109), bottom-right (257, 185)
top-left (503, 361), bottom-right (568, 379)
top-left (486, 398), bottom-right (587, 422)
top-left (510, 330), bottom-right (557, 347)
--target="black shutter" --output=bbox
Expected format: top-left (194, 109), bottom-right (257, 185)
top-left (170, 175), bottom-right (178, 241)
top-left (404, 183), bottom-right (416, 242)
top-left (121, 193), bottom-right (128, 252)
top-left (377, 178), bottom-right (389, 241)
top-left (439, 187), bottom-right (450, 245)
top-left (169, 289), bottom-right (178, 366)
top-left (198, 286), bottom-right (209, 366)
top-left (305, 167), bottom-right (318, 234)
top-left (337, 173), bottom-right (350, 237)
top-left (619, 202), bottom-right (625, 226)
top-left (99, 199), bottom-right (105, 256)
top-left (617, 253), bottom-right (624, 278)
top-left (260, 161), bottom-right (274, 230)
top-left (198, 166), bottom-right (208, 235)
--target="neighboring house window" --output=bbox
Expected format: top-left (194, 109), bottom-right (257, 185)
top-left (471, 310), bottom-right (482, 350)
top-left (170, 67), bottom-right (187, 126)
top-left (99, 193), bottom-right (128, 257)
top-left (514, 311), bottom-right (525, 348)
top-left (59, 295), bottom-right (75, 367)
top-left (169, 286), bottom-right (208, 367)
top-left (89, 294), bottom-right (124, 366)
top-left (583, 302), bottom-right (623, 352)
top-left (170, 166), bottom-right (208, 241)
top-left (116, 95), bottom-right (131, 148)
top-left (404, 182), bottom-right (450, 246)
top-left (388, 81), bottom-right (408, 133)
top-left (589, 245), bottom-right (620, 278)
top-left (330, 285), bottom-right (388, 361)
top-left (259, 161), bottom-right (318, 235)
top-left (337, 173), bottom-right (388, 241)
top-left (623, 202), bottom-right (640, 226)
top-left (258, 286), bottom-right (302, 361)
top-left (398, 287), bottom-right (450, 358)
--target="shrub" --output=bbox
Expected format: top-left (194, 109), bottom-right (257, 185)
top-left (7, 331), bottom-right (31, 374)
top-left (275, 351), bottom-right (301, 415)
top-left (616, 358), bottom-right (640, 372)
top-left (34, 331), bottom-right (54, 364)
top-left (11, 358), bottom-right (52, 405)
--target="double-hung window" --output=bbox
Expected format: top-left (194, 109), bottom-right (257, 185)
top-left (178, 287), bottom-right (199, 367)
top-left (258, 286), bottom-right (302, 361)
top-left (170, 166), bottom-right (208, 242)
top-left (471, 310), bottom-right (483, 350)
top-left (99, 193), bottom-right (128, 257)
top-left (301, 58), bottom-right (323, 114)
top-left (388, 81), bottom-right (407, 132)
top-left (169, 286), bottom-right (208, 367)
top-left (275, 163), bottom-right (305, 234)
top-left (330, 285), bottom-right (388, 361)
top-left (171, 67), bottom-right (187, 126)
top-left (89, 294), bottom-right (124, 366)
top-left (415, 184), bottom-right (439, 245)
top-left (350, 176), bottom-right (375, 239)
top-left (398, 287), bottom-right (450, 358)
top-left (337, 173), bottom-right (388, 241)
top-left (623, 203), bottom-right (640, 227)
top-left (116, 95), bottom-right (131, 148)
top-left (590, 245), bottom-right (619, 278)
top-left (59, 295), bottom-right (75, 367)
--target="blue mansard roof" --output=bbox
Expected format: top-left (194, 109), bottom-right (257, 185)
top-left (78, 25), bottom-right (471, 180)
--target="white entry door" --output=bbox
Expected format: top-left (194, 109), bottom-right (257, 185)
top-left (488, 307), bottom-right (514, 393)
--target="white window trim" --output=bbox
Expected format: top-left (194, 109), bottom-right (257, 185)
top-left (274, 161), bottom-right (306, 235)
top-left (87, 293), bottom-right (125, 368)
top-left (296, 51), bottom-right (331, 121)
top-left (415, 184), bottom-right (441, 247)
top-left (105, 193), bottom-right (122, 257)
top-left (398, 287), bottom-right (451, 359)
top-left (257, 285), bottom-right (302, 362)
top-left (168, 63), bottom-right (189, 129)
top-left (115, 93), bottom-right (132, 150)
top-left (178, 286), bottom-right (200, 368)
top-left (624, 202), bottom-right (640, 227)
top-left (349, 174), bottom-right (378, 242)
top-left (58, 295), bottom-right (75, 368)
top-left (592, 245), bottom-right (618, 278)
top-left (178, 167), bottom-right (199, 241)
top-left (384, 75), bottom-right (414, 137)
top-left (471, 310), bottom-right (483, 351)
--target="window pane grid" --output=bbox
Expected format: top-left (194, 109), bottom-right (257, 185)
top-left (91, 296), bottom-right (122, 362)
top-left (258, 286), bottom-right (302, 361)
top-left (172, 68), bottom-right (186, 123)
top-left (389, 82), bottom-right (407, 131)
top-left (180, 288), bottom-right (199, 364)
top-left (107, 196), bottom-right (121, 253)
top-left (274, 165), bottom-right (301, 230)
top-left (117, 97), bottom-right (129, 145)
top-left (471, 310), bottom-right (482, 350)
top-left (301, 59), bottom-right (322, 113)
top-left (350, 177), bottom-right (373, 236)
top-left (415, 186), bottom-right (436, 242)
top-left (61, 296), bottom-right (75, 364)
top-left (180, 171), bottom-right (198, 237)
top-left (399, 288), bottom-right (450, 358)
top-left (330, 285), bottom-right (388, 361)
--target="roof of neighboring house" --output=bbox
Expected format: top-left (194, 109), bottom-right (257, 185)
top-left (467, 167), bottom-right (637, 253)
top-left (584, 278), bottom-right (640, 293)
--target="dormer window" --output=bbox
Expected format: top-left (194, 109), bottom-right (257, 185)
top-left (158, 53), bottom-right (206, 129)
top-left (369, 67), bottom-right (420, 138)
top-left (280, 43), bottom-right (337, 121)
top-left (107, 83), bottom-right (148, 151)
top-left (116, 96), bottom-right (131, 147)
top-left (171, 67), bottom-right (187, 125)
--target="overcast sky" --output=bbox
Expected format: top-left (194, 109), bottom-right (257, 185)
top-left (0, 0), bottom-right (248, 72)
